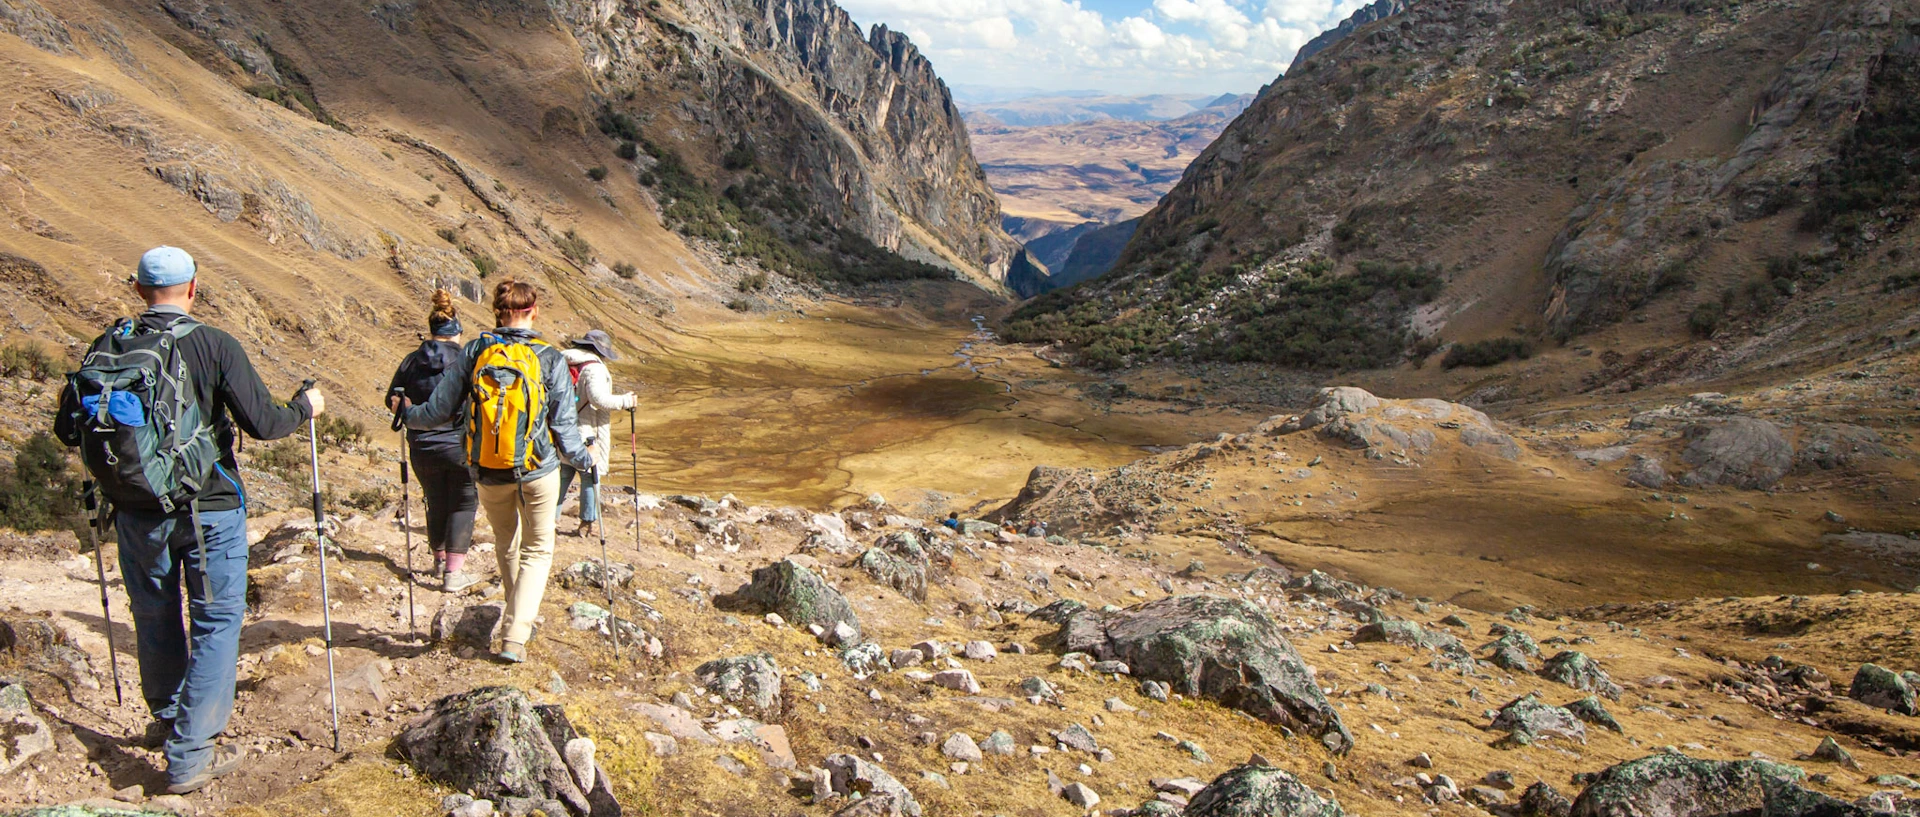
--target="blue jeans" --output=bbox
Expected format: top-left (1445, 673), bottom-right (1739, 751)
top-left (115, 505), bottom-right (248, 785)
top-left (558, 465), bottom-right (599, 523)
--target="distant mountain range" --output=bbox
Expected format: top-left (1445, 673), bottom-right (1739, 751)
top-left (967, 91), bottom-right (1253, 294)
top-left (960, 92), bottom-right (1252, 127)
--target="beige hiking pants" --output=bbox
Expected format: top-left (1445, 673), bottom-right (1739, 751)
top-left (477, 470), bottom-right (560, 647)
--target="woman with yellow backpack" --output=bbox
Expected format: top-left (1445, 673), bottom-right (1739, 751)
top-left (399, 278), bottom-right (596, 663)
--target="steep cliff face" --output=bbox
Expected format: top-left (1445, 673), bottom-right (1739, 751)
top-left (1009, 0), bottom-right (1920, 387)
top-left (569, 0), bottom-right (1014, 285)
top-left (1286, 0), bottom-right (1408, 73)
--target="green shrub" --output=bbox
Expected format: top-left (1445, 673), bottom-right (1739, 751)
top-left (1802, 45), bottom-right (1920, 240)
top-left (1688, 301), bottom-right (1724, 337)
top-left (345, 486), bottom-right (388, 512)
top-left (468, 251), bottom-right (498, 278)
top-left (0, 432), bottom-right (78, 532)
top-left (612, 261), bottom-right (637, 279)
top-left (253, 438), bottom-right (305, 477)
top-left (425, 193), bottom-right (441, 207)
top-left (0, 342), bottom-right (62, 380)
top-left (738, 272), bottom-right (769, 292)
top-left (615, 141), bottom-right (639, 160)
top-left (587, 165), bottom-right (609, 182)
top-left (556, 229), bottom-right (594, 265)
top-left (1441, 337), bottom-right (1534, 369)
top-left (316, 416), bottom-right (365, 451)
top-left (721, 138), bottom-right (756, 171)
top-left (726, 298), bottom-right (752, 312)
top-left (435, 227), bottom-right (459, 244)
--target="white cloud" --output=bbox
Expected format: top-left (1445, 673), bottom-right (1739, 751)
top-left (835, 0), bottom-right (1379, 93)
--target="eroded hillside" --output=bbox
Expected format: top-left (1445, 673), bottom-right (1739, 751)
top-left (1007, 0), bottom-right (1920, 398)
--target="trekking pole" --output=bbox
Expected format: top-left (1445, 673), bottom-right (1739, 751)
top-left (392, 403), bottom-right (417, 642)
top-left (300, 379), bottom-right (341, 752)
top-left (594, 470), bottom-right (619, 658)
top-left (81, 481), bottom-right (124, 707)
top-left (628, 407), bottom-right (640, 558)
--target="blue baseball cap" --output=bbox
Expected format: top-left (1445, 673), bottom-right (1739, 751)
top-left (136, 246), bottom-right (196, 287)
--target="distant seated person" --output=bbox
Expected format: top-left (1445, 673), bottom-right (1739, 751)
top-left (1025, 521), bottom-right (1047, 538)
top-left (940, 512), bottom-right (960, 532)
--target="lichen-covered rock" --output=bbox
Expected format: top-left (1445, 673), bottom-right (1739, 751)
top-left (0, 613), bottom-right (99, 690)
top-left (1849, 664), bottom-right (1917, 715)
top-left (696, 654), bottom-right (782, 715)
top-left (840, 643), bottom-right (887, 676)
top-left (1566, 696), bottom-right (1624, 733)
top-left (823, 754), bottom-right (921, 817)
top-left (558, 560), bottom-right (634, 591)
top-left (1354, 620), bottom-right (1470, 658)
top-left (1028, 599), bottom-right (1088, 624)
top-left (4, 808), bottom-right (173, 817)
top-left (1540, 651), bottom-right (1623, 700)
top-left (1183, 764), bottom-right (1345, 817)
top-left (1519, 782), bottom-right (1574, 817)
top-left (1057, 595), bottom-right (1352, 754)
top-left (857, 532), bottom-right (930, 602)
top-left (720, 559), bottom-right (862, 645)
top-left (1677, 419), bottom-right (1794, 490)
top-left (396, 686), bottom-right (589, 816)
top-left (1492, 694), bottom-right (1586, 746)
top-left (1568, 754), bottom-right (1866, 817)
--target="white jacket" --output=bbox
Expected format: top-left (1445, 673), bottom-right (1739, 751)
top-left (560, 347), bottom-right (636, 476)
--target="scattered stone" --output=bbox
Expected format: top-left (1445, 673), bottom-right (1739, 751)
top-left (558, 560), bottom-right (634, 591)
top-left (1056, 595), bottom-right (1352, 754)
top-left (643, 732), bottom-right (678, 757)
top-left (840, 643), bottom-right (887, 676)
top-left (1183, 764), bottom-right (1345, 817)
top-left (1803, 736), bottom-right (1861, 770)
top-left (1028, 599), bottom-right (1089, 624)
top-left (824, 754), bottom-right (921, 817)
top-left (1105, 697), bottom-right (1137, 714)
top-left (1677, 418), bottom-right (1793, 490)
top-left (1849, 663), bottom-right (1917, 715)
top-left (890, 648), bottom-right (925, 668)
top-left (1467, 786), bottom-right (1509, 807)
top-left (1491, 694), bottom-right (1586, 746)
top-left (432, 602), bottom-right (504, 648)
top-left (1140, 680), bottom-right (1171, 702)
top-left (931, 669), bottom-right (982, 694)
top-left (695, 654), bottom-right (783, 715)
top-left (963, 641), bottom-right (998, 662)
top-left (1408, 752), bottom-right (1432, 768)
top-left (1055, 723), bottom-right (1100, 753)
top-left (1539, 651), bottom-right (1622, 700)
top-left (911, 640), bottom-right (948, 660)
top-left (981, 731), bottom-right (1015, 755)
top-left (941, 732), bottom-right (983, 762)
top-left (1176, 740), bottom-right (1210, 763)
top-left (1021, 676), bottom-right (1062, 704)
top-left (1062, 782), bottom-right (1101, 809)
top-left (1518, 782), bottom-right (1572, 817)
top-left (719, 559), bottom-right (862, 645)
top-left (1091, 660), bottom-right (1132, 675)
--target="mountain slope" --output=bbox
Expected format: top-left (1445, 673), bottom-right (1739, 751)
top-left (1006, 0), bottom-right (1920, 392)
top-left (0, 0), bottom-right (1009, 430)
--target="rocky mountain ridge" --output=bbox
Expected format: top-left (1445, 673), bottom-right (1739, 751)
top-left (1007, 0), bottom-right (1920, 397)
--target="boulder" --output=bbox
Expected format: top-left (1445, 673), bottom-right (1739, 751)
top-left (1569, 754), bottom-right (1867, 817)
top-left (1625, 455), bottom-right (1669, 489)
top-left (1353, 620), bottom-right (1470, 658)
top-left (1849, 663), bottom-right (1918, 715)
top-left (1519, 782), bottom-right (1574, 817)
top-left (1491, 694), bottom-right (1586, 746)
top-left (695, 654), bottom-right (782, 715)
top-left (840, 643), bottom-right (888, 676)
top-left (1056, 595), bottom-right (1351, 754)
top-left (1028, 599), bottom-right (1088, 624)
top-left (856, 532), bottom-right (931, 602)
top-left (0, 614), bottom-right (98, 690)
top-left (432, 602), bottom-right (504, 649)
top-left (1677, 419), bottom-right (1793, 490)
top-left (1540, 651), bottom-right (1622, 700)
top-left (0, 681), bottom-right (54, 778)
top-left (941, 732), bottom-right (983, 762)
top-left (1183, 764), bottom-right (1345, 817)
top-left (823, 754), bottom-right (921, 817)
top-left (558, 560), bottom-right (634, 591)
top-left (396, 686), bottom-right (592, 816)
top-left (719, 559), bottom-right (862, 645)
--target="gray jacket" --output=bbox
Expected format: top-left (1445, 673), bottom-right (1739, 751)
top-left (404, 327), bottom-right (594, 484)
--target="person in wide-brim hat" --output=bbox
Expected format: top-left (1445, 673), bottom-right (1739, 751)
top-left (558, 328), bottom-right (634, 539)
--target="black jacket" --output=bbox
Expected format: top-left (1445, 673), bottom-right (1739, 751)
top-left (403, 327), bottom-right (594, 484)
top-left (55, 305), bottom-right (314, 513)
top-left (387, 339), bottom-right (466, 455)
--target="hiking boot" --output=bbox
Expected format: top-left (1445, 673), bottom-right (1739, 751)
top-left (576, 521), bottom-right (596, 539)
top-left (138, 718), bottom-right (175, 749)
top-left (442, 571), bottom-right (481, 594)
top-left (166, 744), bottom-right (245, 794)
top-left (497, 642), bottom-right (526, 664)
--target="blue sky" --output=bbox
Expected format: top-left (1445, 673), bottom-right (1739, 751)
top-left (835, 0), bottom-right (1378, 95)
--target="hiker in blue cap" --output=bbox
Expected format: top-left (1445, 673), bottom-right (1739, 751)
top-left (56, 246), bottom-right (327, 794)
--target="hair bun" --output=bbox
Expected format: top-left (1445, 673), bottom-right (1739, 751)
top-left (430, 288), bottom-right (456, 321)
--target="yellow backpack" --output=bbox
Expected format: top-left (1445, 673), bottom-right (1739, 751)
top-left (466, 334), bottom-right (550, 474)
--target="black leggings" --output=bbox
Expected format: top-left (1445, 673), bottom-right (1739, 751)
top-left (410, 443), bottom-right (477, 555)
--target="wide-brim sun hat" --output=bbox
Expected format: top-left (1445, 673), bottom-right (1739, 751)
top-left (569, 329), bottom-right (619, 361)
